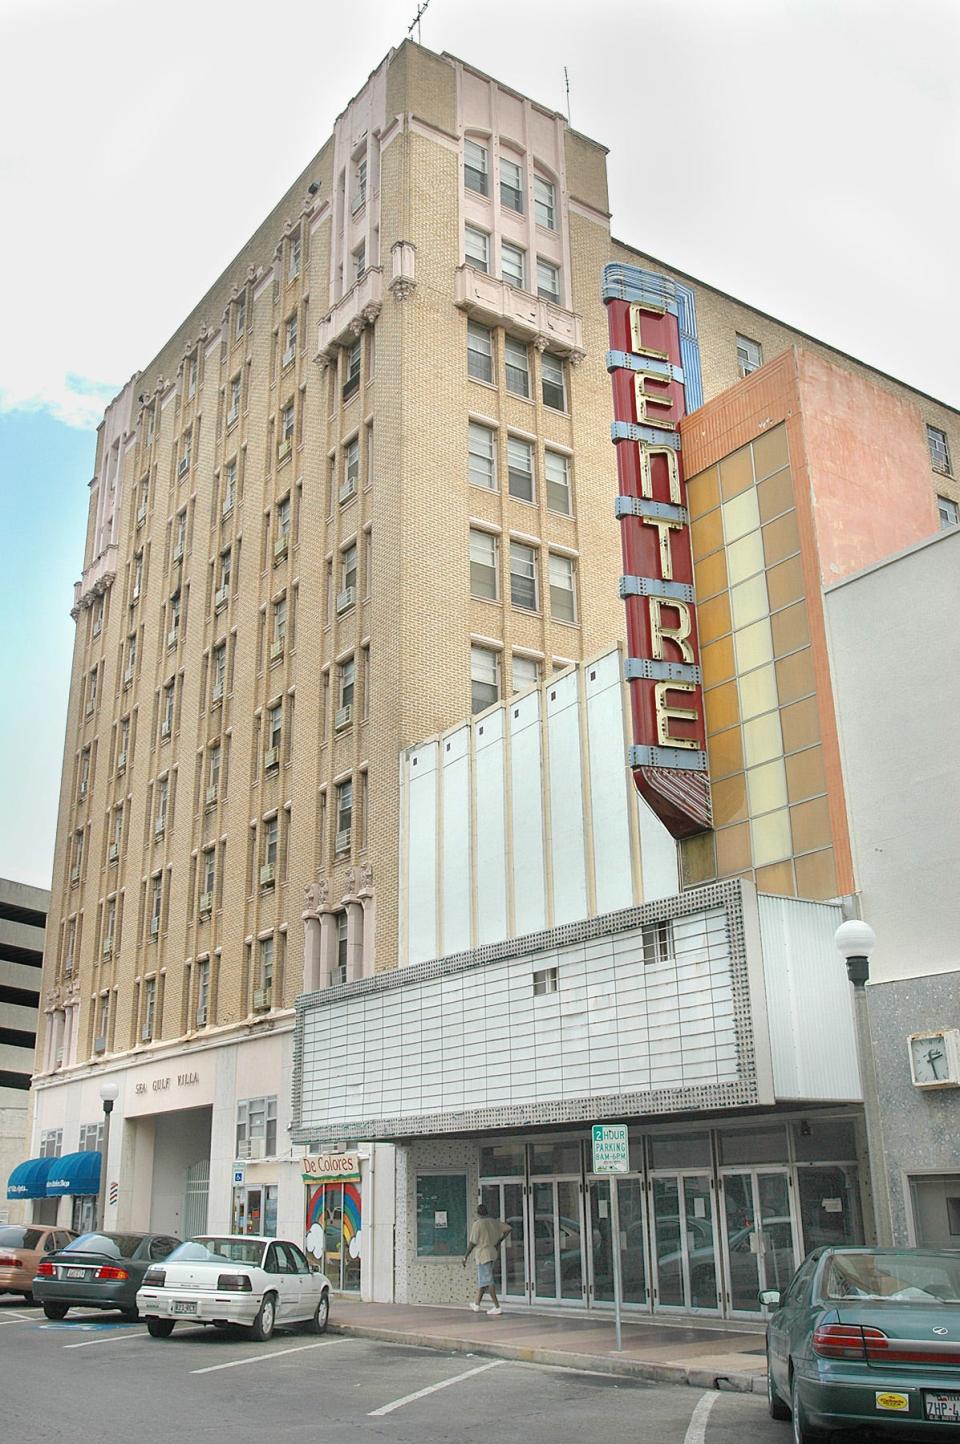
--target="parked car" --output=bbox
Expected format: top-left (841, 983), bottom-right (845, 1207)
top-left (137, 1235), bottom-right (331, 1340)
top-left (763, 1245), bottom-right (960, 1439)
top-left (33, 1231), bottom-right (181, 1320)
top-left (0, 1225), bottom-right (75, 1301)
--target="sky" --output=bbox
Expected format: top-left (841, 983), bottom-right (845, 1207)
top-left (0, 0), bottom-right (957, 889)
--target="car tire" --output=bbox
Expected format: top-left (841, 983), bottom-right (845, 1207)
top-left (121, 1308), bottom-right (140, 1323)
top-left (42, 1302), bottom-right (69, 1320)
top-left (306, 1290), bottom-right (329, 1335)
top-left (146, 1317), bottom-right (175, 1338)
top-left (791, 1373), bottom-right (822, 1443)
top-left (767, 1353), bottom-right (790, 1421)
top-left (20, 1292), bottom-right (34, 1304)
top-left (249, 1293), bottom-right (276, 1342)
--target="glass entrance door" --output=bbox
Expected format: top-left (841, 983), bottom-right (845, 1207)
top-left (720, 1169), bottom-right (798, 1315)
top-left (480, 1181), bottom-right (526, 1300)
top-left (586, 1177), bottom-right (650, 1310)
top-left (651, 1172), bottom-right (720, 1313)
top-left (529, 1178), bottom-right (586, 1305)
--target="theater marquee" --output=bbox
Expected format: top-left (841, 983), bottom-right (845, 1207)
top-left (603, 264), bottom-right (712, 838)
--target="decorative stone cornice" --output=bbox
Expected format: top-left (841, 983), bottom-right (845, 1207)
top-left (72, 543), bottom-right (119, 618)
top-left (454, 265), bottom-right (585, 361)
top-left (315, 268), bottom-right (384, 362)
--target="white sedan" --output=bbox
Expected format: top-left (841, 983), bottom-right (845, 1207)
top-left (136, 1235), bottom-right (331, 1340)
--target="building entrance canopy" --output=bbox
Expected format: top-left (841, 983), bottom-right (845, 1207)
top-left (45, 1151), bottom-right (101, 1197)
top-left (6, 1156), bottom-right (55, 1200)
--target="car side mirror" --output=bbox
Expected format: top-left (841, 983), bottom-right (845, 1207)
top-left (759, 1289), bottom-right (782, 1308)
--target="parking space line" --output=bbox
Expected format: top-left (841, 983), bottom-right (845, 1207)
top-left (368, 1359), bottom-right (504, 1417)
top-left (683, 1391), bottom-right (720, 1444)
top-left (64, 1331), bottom-right (149, 1349)
top-left (191, 1338), bottom-right (347, 1375)
top-left (0, 1316), bottom-right (32, 1326)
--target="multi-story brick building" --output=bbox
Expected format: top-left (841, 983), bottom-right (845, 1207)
top-left (1, 880), bottom-right (46, 1226)
top-left (19, 43), bottom-right (958, 1272)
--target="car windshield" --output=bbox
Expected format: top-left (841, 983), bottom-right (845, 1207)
top-left (823, 1251), bottom-right (960, 1303)
top-left (62, 1233), bottom-right (144, 1258)
top-left (0, 1226), bottom-right (43, 1249)
top-left (168, 1238), bottom-right (264, 1266)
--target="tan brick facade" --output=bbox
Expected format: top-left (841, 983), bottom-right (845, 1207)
top-left (36, 40), bottom-right (959, 1085)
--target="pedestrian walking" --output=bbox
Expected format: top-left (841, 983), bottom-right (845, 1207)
top-left (463, 1202), bottom-right (511, 1315)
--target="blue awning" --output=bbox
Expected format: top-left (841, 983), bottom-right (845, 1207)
top-left (45, 1151), bottom-right (102, 1197)
top-left (7, 1156), bottom-right (56, 1201)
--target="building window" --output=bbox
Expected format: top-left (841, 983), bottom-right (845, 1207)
top-left (352, 156), bottom-right (367, 213)
top-left (174, 509), bottom-right (187, 560)
top-left (235, 293), bottom-right (246, 338)
top-left (264, 815), bottom-right (279, 868)
top-left (227, 375), bottom-right (241, 426)
top-left (197, 959), bottom-right (210, 1024)
top-left (468, 421), bottom-right (497, 491)
top-left (201, 847), bottom-right (215, 901)
top-left (149, 875), bottom-right (162, 936)
top-left (471, 645), bottom-right (499, 714)
top-left (236, 1096), bottom-right (277, 1158)
top-left (532, 966), bottom-right (558, 995)
top-left (336, 781), bottom-right (353, 854)
top-left (179, 428), bottom-right (192, 475)
top-left (464, 138), bottom-right (489, 196)
top-left (79, 1122), bottom-right (104, 1152)
top-left (469, 529), bottom-right (498, 600)
top-left (222, 459), bottom-right (235, 516)
top-left (132, 550), bottom-right (143, 601)
top-left (500, 156), bottom-right (524, 212)
top-left (507, 436), bottom-right (534, 502)
top-left (505, 337), bottom-right (530, 398)
top-left (212, 642), bottom-right (226, 701)
top-left (259, 935), bottom-right (274, 990)
top-left (534, 174), bottom-right (556, 230)
top-left (208, 743), bottom-right (221, 794)
top-left (96, 993), bottom-right (109, 1047)
top-left (143, 977), bottom-right (157, 1040)
top-left (939, 495), bottom-right (959, 529)
top-left (737, 334), bottom-right (763, 377)
top-left (467, 321), bottom-right (494, 383)
top-left (549, 553), bottom-right (577, 623)
top-left (289, 232), bottom-right (302, 279)
top-left (512, 654), bottom-right (540, 693)
top-left (928, 425), bottom-right (952, 476)
top-left (541, 352), bottom-right (566, 410)
top-left (187, 354), bottom-right (197, 400)
top-left (40, 1129), bottom-right (62, 1159)
top-left (510, 542), bottom-right (538, 611)
top-left (501, 242), bottom-right (525, 289)
top-left (267, 702), bottom-right (282, 755)
top-left (353, 243), bottom-right (365, 282)
top-left (71, 829), bottom-right (84, 881)
top-left (272, 596), bottom-right (287, 649)
top-left (464, 225), bottom-right (489, 272)
top-left (277, 494), bottom-right (291, 543)
top-left (168, 589), bottom-right (181, 643)
top-left (112, 803), bottom-right (123, 855)
top-left (343, 437), bottom-right (360, 500)
top-left (336, 911), bottom-right (348, 984)
top-left (161, 681), bottom-right (174, 738)
top-left (642, 918), bottom-right (674, 965)
top-left (545, 450), bottom-right (571, 514)
top-left (536, 258), bottom-right (560, 303)
top-left (155, 777), bottom-right (169, 834)
top-left (283, 314), bottom-right (297, 366)
top-left (103, 897), bottom-right (116, 954)
top-left (343, 340), bottom-right (361, 400)
top-left (341, 542), bottom-right (358, 595)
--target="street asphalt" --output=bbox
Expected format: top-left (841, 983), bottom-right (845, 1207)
top-left (0, 1295), bottom-right (789, 1443)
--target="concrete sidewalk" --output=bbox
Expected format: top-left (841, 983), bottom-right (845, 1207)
top-left (328, 1297), bottom-right (768, 1394)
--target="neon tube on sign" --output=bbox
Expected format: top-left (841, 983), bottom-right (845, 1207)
top-left (603, 265), bottom-right (711, 839)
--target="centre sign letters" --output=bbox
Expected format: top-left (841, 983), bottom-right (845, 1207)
top-left (603, 264), bottom-right (712, 838)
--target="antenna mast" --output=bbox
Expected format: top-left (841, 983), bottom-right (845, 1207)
top-left (408, 0), bottom-right (431, 44)
top-left (564, 66), bottom-right (571, 123)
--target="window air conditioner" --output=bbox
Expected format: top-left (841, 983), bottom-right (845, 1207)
top-left (282, 346), bottom-right (295, 368)
top-left (141, 1023), bottom-right (153, 1041)
top-left (154, 817), bottom-right (165, 837)
top-left (263, 747), bottom-right (280, 771)
top-left (270, 639), bottom-right (284, 661)
top-left (339, 478), bottom-right (356, 504)
top-left (160, 719), bottom-right (171, 739)
top-left (137, 503), bottom-right (147, 526)
top-left (108, 842), bottom-right (119, 862)
top-left (199, 891), bottom-right (213, 916)
top-left (335, 828), bottom-right (351, 855)
top-left (277, 438), bottom-right (292, 462)
top-left (94, 1034), bottom-right (106, 1053)
top-left (123, 667), bottom-right (134, 687)
top-left (102, 940), bottom-right (113, 959)
top-left (79, 780), bottom-right (88, 798)
top-left (334, 704), bottom-right (353, 731)
top-left (252, 990), bottom-right (272, 1015)
top-left (116, 750), bottom-right (127, 772)
top-left (205, 784), bottom-right (218, 805)
top-left (178, 456), bottom-right (189, 477)
top-left (211, 682), bottom-right (224, 704)
top-left (336, 586), bottom-right (355, 615)
top-left (259, 863), bottom-right (276, 887)
top-left (149, 916), bottom-right (160, 937)
top-left (273, 535), bottom-right (288, 561)
top-left (167, 627), bottom-right (179, 648)
top-left (195, 1004), bottom-right (208, 1027)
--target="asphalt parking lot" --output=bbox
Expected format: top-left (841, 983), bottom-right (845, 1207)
top-left (1, 1296), bottom-right (787, 1443)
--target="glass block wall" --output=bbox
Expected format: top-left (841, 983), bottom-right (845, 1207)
top-left (680, 423), bottom-right (837, 900)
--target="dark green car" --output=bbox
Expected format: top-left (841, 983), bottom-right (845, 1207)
top-left (763, 1246), bottom-right (960, 1440)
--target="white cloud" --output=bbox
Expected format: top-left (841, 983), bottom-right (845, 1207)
top-left (0, 373), bottom-right (121, 431)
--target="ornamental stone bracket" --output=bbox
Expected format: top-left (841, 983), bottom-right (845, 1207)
top-left (72, 542), bottom-right (119, 618)
top-left (315, 268), bottom-right (384, 364)
top-left (453, 265), bottom-right (585, 360)
top-left (389, 239), bottom-right (417, 301)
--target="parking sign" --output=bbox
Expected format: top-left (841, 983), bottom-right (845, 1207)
top-left (591, 1124), bottom-right (629, 1174)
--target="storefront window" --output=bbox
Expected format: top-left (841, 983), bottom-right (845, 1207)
top-left (305, 1180), bottom-right (362, 1291)
top-left (480, 1143), bottom-right (525, 1178)
top-left (718, 1125), bottom-right (788, 1165)
top-left (530, 1140), bottom-right (582, 1176)
top-left (797, 1166), bottom-right (862, 1252)
top-left (415, 1174), bottom-right (468, 1257)
top-left (232, 1184), bottom-right (278, 1237)
top-left (792, 1118), bottom-right (858, 1163)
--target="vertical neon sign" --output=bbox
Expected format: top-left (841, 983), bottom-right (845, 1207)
top-left (603, 264), bottom-right (711, 838)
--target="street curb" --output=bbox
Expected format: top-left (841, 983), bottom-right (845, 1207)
top-left (327, 1320), bottom-right (766, 1394)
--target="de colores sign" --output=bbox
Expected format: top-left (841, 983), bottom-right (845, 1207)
top-left (603, 263), bottom-right (712, 839)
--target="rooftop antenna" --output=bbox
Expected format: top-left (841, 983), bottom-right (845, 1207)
top-left (408, 0), bottom-right (431, 44)
top-left (564, 66), bottom-right (571, 124)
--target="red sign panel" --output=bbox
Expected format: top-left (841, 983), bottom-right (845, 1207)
top-left (604, 278), bottom-right (711, 838)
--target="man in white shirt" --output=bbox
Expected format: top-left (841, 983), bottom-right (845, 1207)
top-left (463, 1203), bottom-right (511, 1315)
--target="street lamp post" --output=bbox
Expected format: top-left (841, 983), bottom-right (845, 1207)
top-left (95, 1081), bottom-right (120, 1232)
top-left (835, 920), bottom-right (892, 1246)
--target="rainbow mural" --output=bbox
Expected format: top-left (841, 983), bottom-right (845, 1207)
top-left (305, 1181), bottom-right (361, 1264)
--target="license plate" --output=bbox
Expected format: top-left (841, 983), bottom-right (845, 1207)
top-left (65, 1268), bottom-right (88, 1279)
top-left (172, 1300), bottom-right (198, 1314)
top-left (925, 1392), bottom-right (960, 1422)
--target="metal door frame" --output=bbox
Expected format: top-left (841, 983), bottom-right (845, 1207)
top-left (648, 1168), bottom-right (722, 1316)
top-left (717, 1165), bottom-right (801, 1319)
top-left (479, 1178), bottom-right (528, 1302)
top-left (584, 1173), bottom-right (652, 1314)
top-left (526, 1174), bottom-right (588, 1308)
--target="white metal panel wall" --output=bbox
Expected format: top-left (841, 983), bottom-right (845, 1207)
top-left (406, 744), bottom-right (438, 964)
top-left (474, 708), bottom-right (507, 944)
top-left (758, 893), bottom-right (861, 1100)
top-left (299, 907), bottom-right (737, 1128)
top-left (637, 796), bottom-right (680, 901)
top-left (509, 690), bottom-right (547, 936)
top-left (441, 727), bottom-right (472, 956)
top-left (546, 671), bottom-right (588, 925)
top-left (585, 652), bottom-right (634, 916)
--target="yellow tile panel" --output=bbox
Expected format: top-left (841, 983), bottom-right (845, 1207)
top-left (686, 465), bottom-right (720, 518)
top-left (705, 681), bottom-right (740, 734)
top-left (762, 510), bottom-right (801, 568)
top-left (771, 601), bottom-right (811, 657)
top-left (694, 549), bottom-right (728, 602)
top-left (757, 470), bottom-right (795, 524)
top-left (718, 445), bottom-right (754, 501)
top-left (790, 796), bottom-right (833, 854)
top-left (755, 860), bottom-right (796, 897)
top-left (780, 695), bottom-right (821, 753)
top-left (766, 555), bottom-right (806, 612)
top-left (750, 808), bottom-right (792, 866)
top-left (697, 591), bottom-right (732, 645)
top-left (726, 530), bottom-right (765, 586)
top-left (701, 634), bottom-right (735, 688)
top-left (746, 758), bottom-right (788, 816)
top-left (716, 823), bottom-right (752, 875)
top-left (681, 830), bottom-right (717, 886)
top-left (733, 616), bottom-right (774, 675)
top-left (708, 726), bottom-right (744, 779)
top-left (711, 774), bottom-right (749, 827)
top-left (743, 710), bottom-right (784, 768)
top-left (730, 573), bottom-right (769, 630)
top-left (721, 487), bottom-right (760, 544)
top-left (785, 745), bottom-right (827, 802)
top-left (776, 648), bottom-right (816, 705)
top-left (739, 664), bottom-right (778, 719)
top-left (691, 508), bottom-right (725, 562)
top-left (794, 848), bottom-right (838, 900)
top-left (752, 424), bottom-right (789, 481)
